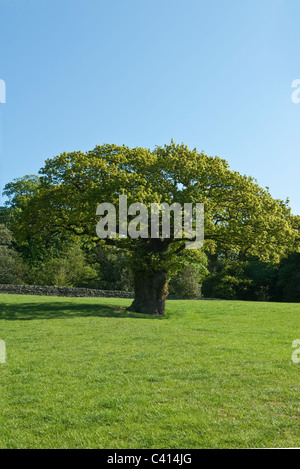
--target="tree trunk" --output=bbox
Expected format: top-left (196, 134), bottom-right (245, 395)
top-left (128, 270), bottom-right (168, 316)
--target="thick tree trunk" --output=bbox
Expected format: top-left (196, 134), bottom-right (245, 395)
top-left (128, 270), bottom-right (169, 316)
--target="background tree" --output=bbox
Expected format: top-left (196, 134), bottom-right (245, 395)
top-left (3, 175), bottom-right (43, 261)
top-left (3, 142), bottom-right (299, 314)
top-left (0, 224), bottom-right (25, 284)
top-left (276, 253), bottom-right (300, 302)
top-left (0, 206), bottom-right (9, 225)
top-left (91, 245), bottom-right (133, 291)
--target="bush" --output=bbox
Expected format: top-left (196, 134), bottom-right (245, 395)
top-left (27, 245), bottom-right (98, 288)
top-left (169, 264), bottom-right (202, 298)
top-left (202, 260), bottom-right (277, 301)
top-left (202, 271), bottom-right (253, 300)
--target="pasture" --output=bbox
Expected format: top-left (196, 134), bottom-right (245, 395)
top-left (0, 294), bottom-right (299, 449)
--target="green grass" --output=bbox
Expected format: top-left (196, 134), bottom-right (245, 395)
top-left (0, 294), bottom-right (299, 449)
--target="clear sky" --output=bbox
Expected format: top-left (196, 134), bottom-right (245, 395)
top-left (0, 0), bottom-right (299, 214)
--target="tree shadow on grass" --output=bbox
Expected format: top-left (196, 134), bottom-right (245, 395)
top-left (0, 301), bottom-right (166, 321)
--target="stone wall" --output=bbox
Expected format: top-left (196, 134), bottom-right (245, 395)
top-left (0, 284), bottom-right (221, 300)
top-left (0, 284), bottom-right (134, 298)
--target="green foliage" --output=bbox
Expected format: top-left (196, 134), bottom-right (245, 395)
top-left (0, 206), bottom-right (9, 225)
top-left (4, 142), bottom-right (299, 272)
top-left (2, 175), bottom-right (47, 261)
top-left (27, 245), bottom-right (98, 288)
top-left (3, 175), bottom-right (40, 210)
top-left (169, 250), bottom-right (209, 298)
top-left (276, 253), bottom-right (300, 302)
top-left (91, 245), bottom-right (133, 291)
top-left (243, 261), bottom-right (278, 301)
top-left (169, 264), bottom-right (202, 298)
top-left (0, 224), bottom-right (25, 285)
top-left (202, 254), bottom-right (300, 303)
top-left (0, 224), bottom-right (13, 246)
top-left (202, 272), bottom-right (253, 300)
top-left (202, 259), bottom-right (278, 301)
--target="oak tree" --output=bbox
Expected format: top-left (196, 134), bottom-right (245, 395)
top-left (4, 141), bottom-right (299, 315)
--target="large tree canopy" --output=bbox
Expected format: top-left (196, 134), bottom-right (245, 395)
top-left (4, 141), bottom-right (300, 314)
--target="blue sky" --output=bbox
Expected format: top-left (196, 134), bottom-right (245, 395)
top-left (0, 0), bottom-right (300, 214)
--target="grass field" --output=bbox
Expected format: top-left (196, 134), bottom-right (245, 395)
top-left (0, 294), bottom-right (299, 449)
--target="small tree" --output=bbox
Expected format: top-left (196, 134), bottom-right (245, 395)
top-left (169, 251), bottom-right (208, 298)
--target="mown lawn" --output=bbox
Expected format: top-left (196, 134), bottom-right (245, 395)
top-left (0, 294), bottom-right (299, 449)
